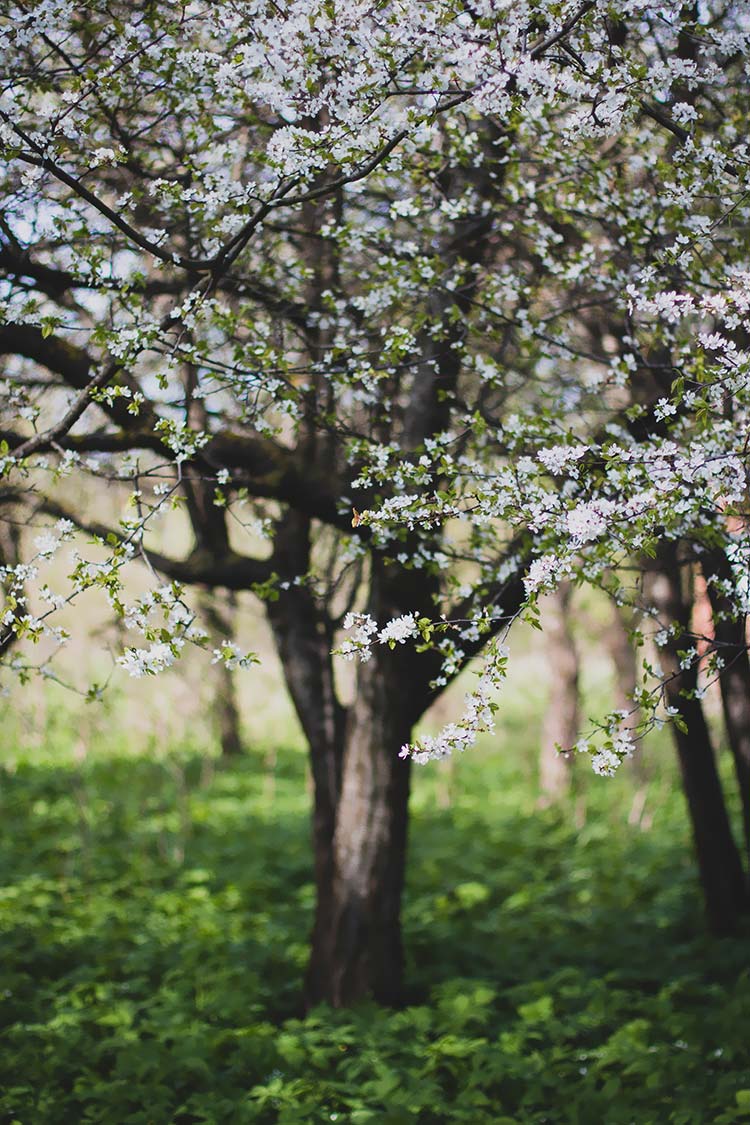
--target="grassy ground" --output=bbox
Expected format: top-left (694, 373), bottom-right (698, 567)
top-left (1, 705), bottom-right (749, 1124)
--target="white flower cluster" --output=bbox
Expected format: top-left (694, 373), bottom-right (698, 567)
top-left (338, 611), bottom-right (419, 662)
top-left (211, 640), bottom-right (257, 671)
top-left (117, 586), bottom-right (207, 678)
top-left (577, 731), bottom-right (635, 777)
top-left (400, 644), bottom-right (509, 763)
top-left (537, 444), bottom-right (589, 475)
top-left (565, 499), bottom-right (616, 544)
top-left (338, 612), bottom-right (378, 662)
top-left (118, 642), bottom-right (176, 678)
top-left (31, 519), bottom-right (75, 561)
top-left (377, 614), bottom-right (418, 646)
top-left (524, 553), bottom-right (572, 595)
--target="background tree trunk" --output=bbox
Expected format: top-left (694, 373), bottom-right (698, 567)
top-left (703, 550), bottom-right (750, 879)
top-left (0, 506), bottom-right (24, 655)
top-left (607, 600), bottom-right (648, 781)
top-left (201, 592), bottom-right (244, 758)
top-left (645, 550), bottom-right (747, 932)
top-left (539, 580), bottom-right (578, 800)
top-left (608, 602), bottom-right (642, 733)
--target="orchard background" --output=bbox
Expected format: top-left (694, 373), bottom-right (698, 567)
top-left (2, 1), bottom-right (750, 1119)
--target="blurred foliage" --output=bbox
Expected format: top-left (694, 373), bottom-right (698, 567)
top-left (1, 706), bottom-right (749, 1124)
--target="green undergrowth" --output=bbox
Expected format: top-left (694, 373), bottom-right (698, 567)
top-left (1, 731), bottom-right (749, 1124)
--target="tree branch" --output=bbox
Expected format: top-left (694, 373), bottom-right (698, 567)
top-left (11, 362), bottom-right (122, 460)
top-left (36, 496), bottom-right (274, 590)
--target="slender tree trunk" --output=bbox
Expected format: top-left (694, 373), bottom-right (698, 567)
top-left (607, 600), bottom-right (648, 781)
top-left (539, 580), bottom-right (578, 800)
top-left (267, 580), bottom-right (347, 1004)
top-left (201, 593), bottom-right (244, 757)
top-left (645, 549), bottom-right (747, 932)
top-left (703, 550), bottom-right (750, 878)
top-left (609, 602), bottom-right (642, 733)
top-left (215, 658), bottom-right (243, 757)
top-left (0, 509), bottom-right (24, 654)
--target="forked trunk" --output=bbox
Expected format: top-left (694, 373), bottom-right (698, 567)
top-left (306, 644), bottom-right (415, 1007)
top-left (646, 553), bottom-right (747, 932)
top-left (268, 519), bottom-right (423, 1008)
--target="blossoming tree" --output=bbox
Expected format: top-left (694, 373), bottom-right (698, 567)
top-left (2, 0), bottom-right (750, 1005)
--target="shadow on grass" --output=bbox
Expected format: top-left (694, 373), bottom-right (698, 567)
top-left (1, 747), bottom-right (748, 1124)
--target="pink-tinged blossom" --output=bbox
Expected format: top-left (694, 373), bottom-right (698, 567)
top-left (524, 555), bottom-right (567, 595)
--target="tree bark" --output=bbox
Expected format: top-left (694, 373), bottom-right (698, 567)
top-left (267, 583), bottom-right (347, 999)
top-left (645, 549), bottom-right (747, 932)
top-left (539, 580), bottom-right (578, 800)
top-left (306, 640), bottom-right (415, 1007)
top-left (264, 516), bottom-right (349, 1007)
top-left (702, 550), bottom-right (750, 878)
top-left (270, 538), bottom-right (431, 1008)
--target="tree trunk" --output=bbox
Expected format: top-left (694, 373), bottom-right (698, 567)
top-left (608, 602), bottom-right (642, 733)
top-left (271, 584), bottom-right (417, 1008)
top-left (201, 593), bottom-right (244, 757)
top-left (266, 578), bottom-right (348, 1005)
top-left (539, 580), bottom-right (578, 800)
top-left (305, 641), bottom-right (415, 1007)
top-left (645, 550), bottom-right (747, 932)
top-left (0, 508), bottom-right (24, 654)
top-left (269, 535), bottom-right (430, 1008)
top-left (703, 550), bottom-right (750, 878)
top-left (215, 658), bottom-right (243, 757)
top-left (607, 600), bottom-right (648, 780)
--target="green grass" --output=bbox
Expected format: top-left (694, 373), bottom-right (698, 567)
top-left (1, 726), bottom-right (749, 1124)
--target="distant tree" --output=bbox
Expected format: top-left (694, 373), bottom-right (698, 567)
top-left (0, 494), bottom-right (24, 655)
top-left (201, 591), bottom-right (244, 758)
top-left (539, 581), bottom-right (578, 802)
top-left (2, 2), bottom-right (750, 1006)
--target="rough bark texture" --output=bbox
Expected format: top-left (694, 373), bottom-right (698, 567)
top-left (645, 549), bottom-right (747, 933)
top-left (539, 580), bottom-right (578, 800)
top-left (266, 572), bottom-right (347, 1008)
top-left (269, 535), bottom-right (433, 1008)
top-left (703, 550), bottom-right (750, 878)
top-left (308, 643), bottom-right (415, 1007)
